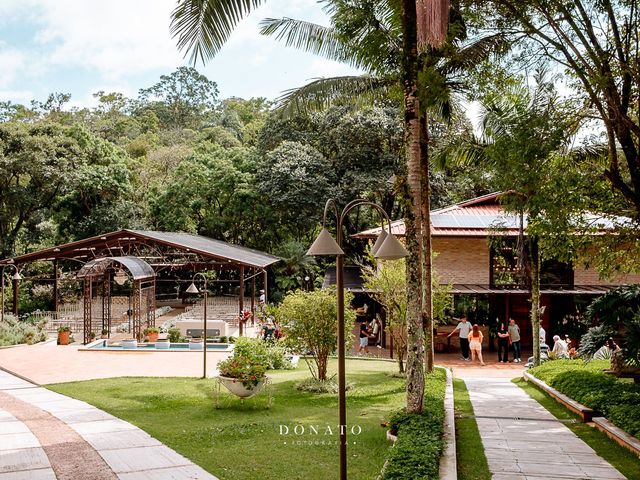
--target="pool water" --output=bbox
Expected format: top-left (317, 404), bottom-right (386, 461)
top-left (86, 340), bottom-right (233, 352)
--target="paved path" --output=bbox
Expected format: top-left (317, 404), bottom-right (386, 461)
top-left (0, 370), bottom-right (217, 479)
top-left (464, 377), bottom-right (625, 480)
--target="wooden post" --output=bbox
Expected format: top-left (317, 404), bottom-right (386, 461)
top-left (12, 273), bottom-right (19, 316)
top-left (239, 266), bottom-right (245, 336)
top-left (53, 259), bottom-right (59, 315)
top-left (262, 270), bottom-right (268, 304)
top-left (83, 279), bottom-right (92, 344)
top-left (251, 269), bottom-right (256, 326)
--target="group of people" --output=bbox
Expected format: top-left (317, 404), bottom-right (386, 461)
top-left (447, 315), bottom-right (524, 365)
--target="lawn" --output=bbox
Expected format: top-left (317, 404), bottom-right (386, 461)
top-left (48, 359), bottom-right (410, 480)
top-left (452, 379), bottom-right (491, 480)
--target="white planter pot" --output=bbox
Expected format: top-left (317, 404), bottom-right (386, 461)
top-left (189, 340), bottom-right (204, 350)
top-left (218, 375), bottom-right (266, 398)
top-left (121, 339), bottom-right (137, 350)
top-left (155, 340), bottom-right (170, 350)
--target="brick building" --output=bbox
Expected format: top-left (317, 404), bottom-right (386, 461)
top-left (354, 192), bottom-right (640, 347)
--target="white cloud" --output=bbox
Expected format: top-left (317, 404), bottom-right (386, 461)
top-left (0, 89), bottom-right (33, 103)
top-left (31, 0), bottom-right (183, 79)
top-left (0, 44), bottom-right (26, 87)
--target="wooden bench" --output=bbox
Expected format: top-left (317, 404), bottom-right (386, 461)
top-left (523, 371), bottom-right (596, 422)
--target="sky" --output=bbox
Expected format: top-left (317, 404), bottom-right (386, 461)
top-left (0, 0), bottom-right (361, 108)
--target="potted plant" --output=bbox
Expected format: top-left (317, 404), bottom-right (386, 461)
top-left (217, 352), bottom-right (268, 398)
top-left (144, 327), bottom-right (160, 343)
top-left (57, 326), bottom-right (71, 345)
top-left (156, 337), bottom-right (170, 349)
top-left (189, 337), bottom-right (204, 350)
top-left (100, 329), bottom-right (109, 339)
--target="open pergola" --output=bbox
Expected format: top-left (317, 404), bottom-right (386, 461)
top-left (0, 230), bottom-right (280, 343)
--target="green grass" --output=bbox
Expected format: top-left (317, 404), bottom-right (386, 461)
top-left (515, 378), bottom-right (640, 480)
top-left (47, 359), bottom-right (408, 480)
top-left (452, 378), bottom-right (491, 480)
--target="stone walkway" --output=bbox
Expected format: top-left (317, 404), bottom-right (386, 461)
top-left (0, 370), bottom-right (217, 479)
top-left (464, 377), bottom-right (626, 480)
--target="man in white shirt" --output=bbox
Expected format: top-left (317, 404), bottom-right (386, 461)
top-left (448, 315), bottom-right (472, 361)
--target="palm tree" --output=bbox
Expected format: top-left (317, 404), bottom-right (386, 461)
top-left (170, 0), bottom-right (503, 412)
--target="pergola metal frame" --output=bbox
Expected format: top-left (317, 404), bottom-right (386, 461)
top-left (0, 230), bottom-right (280, 344)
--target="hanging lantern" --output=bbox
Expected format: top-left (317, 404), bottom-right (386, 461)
top-left (114, 269), bottom-right (128, 286)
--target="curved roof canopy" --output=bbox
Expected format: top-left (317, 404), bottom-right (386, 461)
top-left (76, 256), bottom-right (155, 280)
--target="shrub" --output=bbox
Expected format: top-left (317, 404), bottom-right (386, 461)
top-left (232, 337), bottom-right (292, 370)
top-left (0, 314), bottom-right (47, 346)
top-left (529, 360), bottom-right (640, 439)
top-left (57, 325), bottom-right (71, 333)
top-left (167, 328), bottom-right (181, 343)
top-left (277, 288), bottom-right (354, 381)
top-left (381, 368), bottom-right (446, 480)
top-left (143, 327), bottom-right (160, 334)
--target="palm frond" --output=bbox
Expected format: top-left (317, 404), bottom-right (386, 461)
top-left (441, 33), bottom-right (510, 74)
top-left (275, 75), bottom-right (394, 117)
top-left (171, 0), bottom-right (265, 65)
top-left (259, 17), bottom-right (365, 69)
top-left (433, 134), bottom-right (487, 169)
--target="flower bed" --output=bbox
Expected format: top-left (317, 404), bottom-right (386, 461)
top-left (381, 368), bottom-right (446, 479)
top-left (529, 359), bottom-right (640, 439)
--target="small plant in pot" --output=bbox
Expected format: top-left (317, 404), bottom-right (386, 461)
top-left (57, 326), bottom-right (71, 345)
top-left (217, 352), bottom-right (268, 398)
top-left (100, 329), bottom-right (109, 339)
top-left (144, 327), bottom-right (160, 342)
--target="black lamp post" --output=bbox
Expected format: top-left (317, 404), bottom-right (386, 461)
top-left (1, 263), bottom-right (22, 323)
top-left (306, 199), bottom-right (408, 480)
top-left (186, 272), bottom-right (208, 379)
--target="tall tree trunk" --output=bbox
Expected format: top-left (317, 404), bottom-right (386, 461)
top-left (420, 112), bottom-right (434, 373)
top-left (530, 237), bottom-right (541, 366)
top-left (401, 0), bottom-right (425, 414)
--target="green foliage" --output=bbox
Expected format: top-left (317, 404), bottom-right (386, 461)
top-left (582, 285), bottom-right (640, 364)
top-left (137, 67), bottom-right (218, 129)
top-left (143, 327), bottom-right (160, 334)
top-left (277, 288), bottom-right (355, 381)
top-left (0, 315), bottom-right (47, 346)
top-left (167, 328), bottom-right (181, 343)
top-left (231, 336), bottom-right (292, 370)
top-left (295, 377), bottom-right (342, 393)
top-left (381, 369), bottom-right (446, 480)
top-left (529, 360), bottom-right (640, 438)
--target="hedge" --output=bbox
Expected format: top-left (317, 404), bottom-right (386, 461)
top-left (382, 368), bottom-right (446, 480)
top-left (529, 360), bottom-right (640, 439)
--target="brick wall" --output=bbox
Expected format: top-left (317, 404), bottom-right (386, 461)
top-left (574, 266), bottom-right (640, 286)
top-left (433, 237), bottom-right (490, 284)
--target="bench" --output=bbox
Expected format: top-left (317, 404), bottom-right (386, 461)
top-left (186, 328), bottom-right (221, 338)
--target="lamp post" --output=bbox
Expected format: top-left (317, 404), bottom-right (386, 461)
top-left (186, 273), bottom-right (208, 379)
top-left (1, 263), bottom-right (22, 323)
top-left (307, 199), bottom-right (408, 480)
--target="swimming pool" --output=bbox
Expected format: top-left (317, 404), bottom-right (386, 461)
top-left (85, 340), bottom-right (234, 352)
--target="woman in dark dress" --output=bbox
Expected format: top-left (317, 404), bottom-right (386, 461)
top-left (497, 322), bottom-right (509, 363)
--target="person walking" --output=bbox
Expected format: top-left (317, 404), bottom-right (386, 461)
top-left (497, 322), bottom-right (509, 363)
top-left (448, 315), bottom-right (471, 361)
top-left (468, 324), bottom-right (485, 366)
top-left (358, 320), bottom-right (370, 355)
top-left (508, 318), bottom-right (522, 363)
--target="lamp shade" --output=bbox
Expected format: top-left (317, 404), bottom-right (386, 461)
top-left (370, 230), bottom-right (388, 256)
top-left (306, 228), bottom-right (344, 256)
top-left (186, 282), bottom-right (199, 294)
top-left (374, 234), bottom-right (409, 260)
top-left (12, 271), bottom-right (22, 281)
top-left (114, 269), bottom-right (127, 286)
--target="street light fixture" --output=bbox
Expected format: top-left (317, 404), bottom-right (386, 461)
top-left (1, 263), bottom-right (22, 323)
top-left (186, 272), bottom-right (208, 379)
top-left (307, 199), bottom-right (408, 480)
